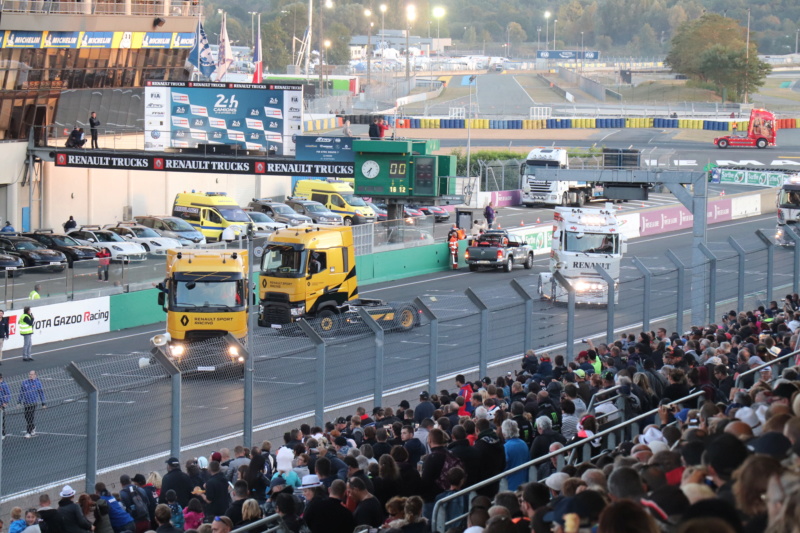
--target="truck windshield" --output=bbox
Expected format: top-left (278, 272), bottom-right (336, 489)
top-left (565, 232), bottom-right (618, 254)
top-left (523, 159), bottom-right (562, 175)
top-left (779, 189), bottom-right (800, 208)
top-left (218, 208), bottom-right (251, 223)
top-left (173, 280), bottom-right (242, 309)
top-left (262, 244), bottom-right (307, 277)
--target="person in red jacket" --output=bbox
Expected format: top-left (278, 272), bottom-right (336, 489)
top-left (97, 248), bottom-right (111, 282)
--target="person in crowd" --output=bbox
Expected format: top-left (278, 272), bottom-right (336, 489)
top-left (19, 369), bottom-right (45, 436)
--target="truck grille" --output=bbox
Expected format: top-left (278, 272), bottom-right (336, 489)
top-left (528, 181), bottom-right (552, 194)
top-left (264, 305), bottom-right (291, 324)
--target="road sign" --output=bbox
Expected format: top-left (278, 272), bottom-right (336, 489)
top-left (536, 50), bottom-right (600, 60)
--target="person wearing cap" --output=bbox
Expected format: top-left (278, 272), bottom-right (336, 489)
top-left (57, 486), bottom-right (91, 533)
top-left (159, 457), bottom-right (193, 508)
top-left (118, 474), bottom-right (152, 533)
top-left (131, 474), bottom-right (157, 528)
top-left (414, 391), bottom-right (435, 424)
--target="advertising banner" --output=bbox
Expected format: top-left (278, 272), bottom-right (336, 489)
top-left (639, 198), bottom-right (732, 236)
top-left (3, 30), bottom-right (42, 48)
top-left (53, 151), bottom-right (355, 178)
top-left (2, 30), bottom-right (197, 49)
top-left (536, 50), bottom-right (601, 59)
top-left (490, 190), bottom-right (522, 207)
top-left (3, 297), bottom-right (110, 350)
top-left (507, 224), bottom-right (554, 254)
top-left (711, 168), bottom-right (789, 188)
top-left (616, 212), bottom-right (641, 240)
top-left (294, 135), bottom-right (354, 162)
top-left (144, 81), bottom-right (303, 155)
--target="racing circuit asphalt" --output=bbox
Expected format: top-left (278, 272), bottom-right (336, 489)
top-left (0, 211), bottom-right (786, 496)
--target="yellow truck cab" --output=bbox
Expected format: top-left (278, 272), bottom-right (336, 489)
top-left (172, 192), bottom-right (251, 241)
top-left (155, 249), bottom-right (248, 366)
top-left (293, 179), bottom-right (375, 226)
top-left (259, 226), bottom-right (416, 333)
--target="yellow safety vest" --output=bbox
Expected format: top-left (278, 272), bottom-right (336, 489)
top-left (28, 290), bottom-right (40, 300)
top-left (19, 314), bottom-right (33, 335)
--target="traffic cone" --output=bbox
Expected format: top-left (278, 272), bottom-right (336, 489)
top-left (641, 202), bottom-right (646, 207)
top-left (520, 219), bottom-right (524, 226)
top-left (536, 217), bottom-right (540, 223)
top-left (721, 190), bottom-right (725, 196)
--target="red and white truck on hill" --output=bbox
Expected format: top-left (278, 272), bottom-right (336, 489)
top-left (714, 108), bottom-right (777, 149)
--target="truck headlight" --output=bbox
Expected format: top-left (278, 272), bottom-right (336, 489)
top-left (228, 345), bottom-right (239, 357)
top-left (170, 343), bottom-right (185, 357)
top-left (290, 305), bottom-right (306, 317)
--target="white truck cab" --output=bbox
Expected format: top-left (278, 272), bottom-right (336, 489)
top-left (777, 176), bottom-right (800, 246)
top-left (521, 147), bottom-right (603, 207)
top-left (538, 203), bottom-right (626, 305)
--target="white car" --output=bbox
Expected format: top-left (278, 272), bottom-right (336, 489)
top-left (103, 223), bottom-right (183, 254)
top-left (246, 211), bottom-right (287, 234)
top-left (68, 226), bottom-right (147, 261)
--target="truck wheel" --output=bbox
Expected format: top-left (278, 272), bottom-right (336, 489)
top-left (395, 305), bottom-right (417, 331)
top-left (504, 257), bottom-right (514, 272)
top-left (343, 217), bottom-right (353, 226)
top-left (576, 191), bottom-right (585, 207)
top-left (317, 308), bottom-right (339, 333)
top-left (524, 253), bottom-right (533, 269)
top-left (757, 138), bottom-right (768, 149)
top-left (718, 139), bottom-right (729, 149)
top-left (469, 264), bottom-right (478, 272)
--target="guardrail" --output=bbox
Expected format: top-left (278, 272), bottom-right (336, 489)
top-left (734, 348), bottom-right (800, 389)
top-left (431, 390), bottom-right (704, 532)
top-left (231, 514), bottom-right (288, 533)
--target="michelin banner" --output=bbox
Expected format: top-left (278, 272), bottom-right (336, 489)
top-left (144, 81), bottom-right (303, 155)
top-left (2, 30), bottom-right (196, 49)
top-left (3, 297), bottom-right (110, 350)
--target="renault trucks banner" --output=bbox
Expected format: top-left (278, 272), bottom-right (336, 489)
top-left (144, 81), bottom-right (303, 155)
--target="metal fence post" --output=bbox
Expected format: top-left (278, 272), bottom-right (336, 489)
top-left (727, 236), bottom-right (747, 313)
top-left (297, 320), bottom-right (326, 428)
top-left (465, 288), bottom-right (489, 378)
top-left (594, 265), bottom-right (615, 345)
top-left (788, 227), bottom-right (800, 295)
top-left (632, 257), bottom-right (652, 333)
top-left (65, 362), bottom-right (99, 493)
top-left (755, 230), bottom-right (775, 304)
top-left (698, 244), bottom-right (717, 325)
top-left (510, 280), bottom-right (533, 351)
top-left (665, 250), bottom-right (686, 337)
top-left (414, 297), bottom-right (439, 395)
top-left (223, 333), bottom-right (252, 447)
top-left (356, 308), bottom-right (385, 408)
top-left (553, 272), bottom-right (575, 362)
top-left (150, 346), bottom-right (182, 459)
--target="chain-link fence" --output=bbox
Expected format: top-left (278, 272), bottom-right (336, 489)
top-left (0, 224), bottom-right (793, 503)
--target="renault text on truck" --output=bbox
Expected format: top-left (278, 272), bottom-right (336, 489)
top-left (152, 249), bottom-right (249, 370)
top-left (538, 204), bottom-right (626, 305)
top-left (714, 108), bottom-right (777, 149)
top-left (258, 226), bottom-right (417, 333)
top-left (521, 148), bottom-right (602, 207)
top-left (173, 192), bottom-right (252, 241)
top-left (776, 175), bottom-right (800, 246)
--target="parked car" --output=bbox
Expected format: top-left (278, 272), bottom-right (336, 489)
top-left (410, 205), bottom-right (450, 222)
top-left (0, 253), bottom-right (25, 276)
top-left (284, 197), bottom-right (344, 225)
top-left (245, 210), bottom-right (287, 234)
top-left (404, 206), bottom-right (426, 225)
top-left (68, 226), bottom-right (147, 261)
top-left (0, 235), bottom-right (67, 271)
top-left (103, 223), bottom-right (183, 253)
top-left (22, 230), bottom-right (99, 267)
top-left (247, 199), bottom-right (313, 226)
top-left (367, 202), bottom-right (388, 222)
top-left (134, 215), bottom-right (207, 246)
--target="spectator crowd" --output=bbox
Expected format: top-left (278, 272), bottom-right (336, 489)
top-left (18, 299), bottom-right (800, 533)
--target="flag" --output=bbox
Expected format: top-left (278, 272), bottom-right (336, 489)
top-left (252, 14), bottom-right (263, 83)
top-left (188, 20), bottom-right (216, 78)
top-left (216, 12), bottom-right (234, 81)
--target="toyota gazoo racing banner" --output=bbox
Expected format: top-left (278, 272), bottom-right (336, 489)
top-left (144, 81), bottom-right (303, 155)
top-left (3, 297), bottom-right (110, 350)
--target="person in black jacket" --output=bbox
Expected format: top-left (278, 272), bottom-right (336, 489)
top-left (201, 461), bottom-right (231, 520)
top-left (530, 416), bottom-right (566, 460)
top-left (224, 481), bottom-right (248, 526)
top-left (57, 485), bottom-right (91, 533)
top-left (302, 483), bottom-right (355, 533)
top-left (0, 309), bottom-right (8, 364)
top-left (448, 425), bottom-right (481, 488)
top-left (472, 418), bottom-right (505, 496)
top-left (419, 429), bottom-right (449, 508)
top-left (38, 494), bottom-right (64, 533)
top-left (89, 112), bottom-right (100, 149)
top-left (159, 458), bottom-right (193, 508)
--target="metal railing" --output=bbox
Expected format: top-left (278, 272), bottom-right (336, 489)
top-left (734, 348), bottom-right (800, 389)
top-left (1, 0), bottom-right (201, 15)
top-left (231, 514), bottom-right (288, 533)
top-left (431, 391), bottom-right (704, 532)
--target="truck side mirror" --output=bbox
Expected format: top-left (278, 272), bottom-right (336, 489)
top-left (157, 292), bottom-right (165, 308)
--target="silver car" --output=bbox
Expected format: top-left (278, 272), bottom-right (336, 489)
top-left (247, 199), bottom-right (312, 226)
top-left (134, 216), bottom-right (207, 246)
top-left (284, 198), bottom-right (343, 225)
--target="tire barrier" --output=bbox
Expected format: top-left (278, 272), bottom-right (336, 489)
top-left (312, 114), bottom-right (800, 132)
